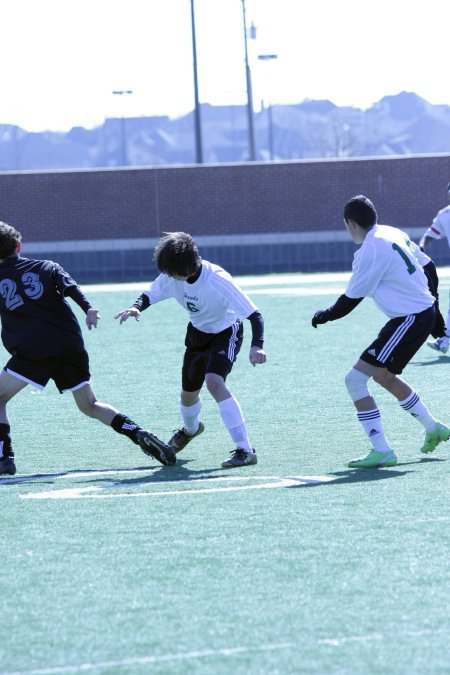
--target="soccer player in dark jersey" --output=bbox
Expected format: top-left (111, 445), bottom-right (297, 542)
top-left (0, 221), bottom-right (175, 475)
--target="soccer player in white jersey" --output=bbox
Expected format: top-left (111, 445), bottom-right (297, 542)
top-left (115, 232), bottom-right (267, 468)
top-left (312, 195), bottom-right (449, 468)
top-left (419, 182), bottom-right (450, 354)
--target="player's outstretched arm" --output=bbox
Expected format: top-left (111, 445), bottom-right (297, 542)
top-left (249, 345), bottom-right (267, 367)
top-left (114, 308), bottom-right (141, 324)
top-left (312, 294), bottom-right (363, 328)
top-left (86, 308), bottom-right (100, 330)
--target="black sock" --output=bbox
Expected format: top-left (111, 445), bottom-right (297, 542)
top-left (0, 423), bottom-right (13, 458)
top-left (111, 413), bottom-right (141, 445)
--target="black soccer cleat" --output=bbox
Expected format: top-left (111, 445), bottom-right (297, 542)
top-left (0, 456), bottom-right (17, 476)
top-left (136, 430), bottom-right (177, 466)
top-left (168, 421), bottom-right (205, 453)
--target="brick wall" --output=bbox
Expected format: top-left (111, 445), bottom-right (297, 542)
top-left (0, 154), bottom-right (449, 281)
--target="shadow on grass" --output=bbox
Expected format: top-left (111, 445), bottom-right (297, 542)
top-left (3, 456), bottom-right (446, 491)
top-left (85, 460), bottom-right (228, 488)
top-left (411, 355), bottom-right (450, 367)
top-left (289, 468), bottom-right (411, 487)
top-left (0, 465), bottom-right (160, 486)
top-left (287, 455), bottom-right (447, 488)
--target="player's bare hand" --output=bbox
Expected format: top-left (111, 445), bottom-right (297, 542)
top-left (114, 307), bottom-right (141, 324)
top-left (86, 308), bottom-right (100, 330)
top-left (249, 346), bottom-right (267, 367)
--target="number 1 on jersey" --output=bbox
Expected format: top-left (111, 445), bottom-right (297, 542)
top-left (392, 243), bottom-right (416, 275)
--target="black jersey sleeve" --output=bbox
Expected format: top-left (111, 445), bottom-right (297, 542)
top-left (312, 294), bottom-right (363, 327)
top-left (422, 260), bottom-right (439, 300)
top-left (247, 310), bottom-right (264, 348)
top-left (64, 285), bottom-right (92, 313)
top-left (52, 264), bottom-right (92, 313)
top-left (132, 293), bottom-right (151, 311)
top-left (52, 263), bottom-right (78, 294)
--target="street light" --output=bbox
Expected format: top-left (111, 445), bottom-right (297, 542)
top-left (190, 0), bottom-right (203, 163)
top-left (112, 89), bottom-right (133, 166)
top-left (241, 0), bottom-right (256, 161)
top-left (258, 54), bottom-right (278, 161)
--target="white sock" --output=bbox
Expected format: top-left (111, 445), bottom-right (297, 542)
top-left (180, 399), bottom-right (202, 435)
top-left (218, 396), bottom-right (253, 453)
top-left (399, 392), bottom-right (437, 432)
top-left (357, 408), bottom-right (390, 452)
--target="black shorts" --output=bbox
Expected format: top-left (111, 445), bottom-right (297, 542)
top-left (182, 321), bottom-right (244, 392)
top-left (360, 305), bottom-right (436, 374)
top-left (5, 349), bottom-right (91, 393)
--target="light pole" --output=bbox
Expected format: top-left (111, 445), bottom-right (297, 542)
top-left (190, 0), bottom-right (203, 163)
top-left (112, 89), bottom-right (133, 166)
top-left (241, 0), bottom-right (256, 161)
top-left (258, 54), bottom-right (277, 161)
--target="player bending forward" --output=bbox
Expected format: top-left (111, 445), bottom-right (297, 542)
top-left (115, 231), bottom-right (267, 468)
top-left (0, 222), bottom-right (175, 476)
top-left (312, 195), bottom-right (450, 468)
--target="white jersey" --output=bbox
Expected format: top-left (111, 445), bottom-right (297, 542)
top-left (345, 224), bottom-right (434, 318)
top-left (144, 260), bottom-right (257, 333)
top-left (422, 205), bottom-right (450, 245)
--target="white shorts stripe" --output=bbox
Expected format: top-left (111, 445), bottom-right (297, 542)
top-left (5, 368), bottom-right (45, 390)
top-left (61, 380), bottom-right (90, 394)
top-left (377, 315), bottom-right (415, 363)
top-left (227, 322), bottom-right (239, 362)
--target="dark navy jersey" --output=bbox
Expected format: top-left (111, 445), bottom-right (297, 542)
top-left (0, 256), bottom-right (85, 359)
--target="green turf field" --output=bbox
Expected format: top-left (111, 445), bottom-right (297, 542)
top-left (2, 271), bottom-right (450, 674)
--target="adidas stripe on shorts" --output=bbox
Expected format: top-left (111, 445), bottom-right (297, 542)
top-left (360, 305), bottom-right (436, 374)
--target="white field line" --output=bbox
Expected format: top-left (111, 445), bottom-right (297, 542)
top-left (81, 267), bottom-right (450, 295)
top-left (249, 286), bottom-right (345, 296)
top-left (7, 626), bottom-right (450, 674)
top-left (81, 273), bottom-right (352, 294)
top-left (21, 475), bottom-right (336, 500)
top-left (2, 642), bottom-right (293, 675)
top-left (318, 626), bottom-right (450, 646)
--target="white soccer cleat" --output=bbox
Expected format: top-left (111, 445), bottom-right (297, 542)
top-left (427, 336), bottom-right (450, 354)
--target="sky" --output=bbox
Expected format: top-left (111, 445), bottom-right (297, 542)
top-left (2, 0), bottom-right (449, 133)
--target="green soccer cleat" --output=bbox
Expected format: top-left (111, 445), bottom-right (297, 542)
top-left (420, 422), bottom-right (450, 454)
top-left (348, 449), bottom-right (398, 468)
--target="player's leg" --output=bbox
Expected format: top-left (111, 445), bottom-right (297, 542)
top-left (168, 387), bottom-right (205, 452)
top-left (366, 308), bottom-right (449, 455)
top-left (204, 322), bottom-right (257, 467)
top-left (0, 359), bottom-right (47, 475)
top-left (0, 371), bottom-right (29, 475)
top-left (56, 349), bottom-right (175, 466)
top-left (205, 371), bottom-right (256, 467)
top-left (167, 323), bottom-right (208, 452)
top-left (345, 360), bottom-right (397, 468)
top-left (71, 383), bottom-right (175, 465)
top-left (374, 370), bottom-right (450, 454)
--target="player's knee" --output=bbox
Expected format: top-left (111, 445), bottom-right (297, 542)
top-left (345, 368), bottom-right (371, 402)
top-left (205, 373), bottom-right (226, 399)
top-left (0, 386), bottom-right (18, 405)
top-left (75, 395), bottom-right (97, 417)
